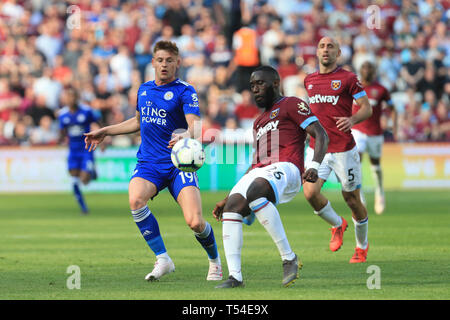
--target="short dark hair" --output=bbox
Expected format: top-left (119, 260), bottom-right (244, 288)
top-left (253, 65), bottom-right (280, 81)
top-left (153, 40), bottom-right (179, 56)
top-left (65, 85), bottom-right (79, 97)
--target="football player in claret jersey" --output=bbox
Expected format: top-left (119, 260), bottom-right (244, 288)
top-left (213, 66), bottom-right (329, 288)
top-left (84, 41), bottom-right (222, 282)
top-left (352, 61), bottom-right (397, 215)
top-left (303, 37), bottom-right (372, 263)
top-left (59, 87), bottom-right (100, 214)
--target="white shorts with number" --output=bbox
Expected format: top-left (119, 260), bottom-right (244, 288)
top-left (305, 146), bottom-right (361, 192)
top-left (352, 129), bottom-right (384, 159)
top-left (229, 162), bottom-right (301, 205)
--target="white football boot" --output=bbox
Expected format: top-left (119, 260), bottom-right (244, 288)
top-left (145, 257), bottom-right (175, 281)
top-left (206, 261), bottom-right (223, 281)
top-left (374, 190), bottom-right (385, 215)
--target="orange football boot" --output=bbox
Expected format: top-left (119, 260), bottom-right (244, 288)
top-left (329, 217), bottom-right (348, 252)
top-left (349, 244), bottom-right (369, 263)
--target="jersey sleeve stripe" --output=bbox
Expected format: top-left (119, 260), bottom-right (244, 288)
top-left (299, 116), bottom-right (319, 129)
top-left (353, 91), bottom-right (367, 100)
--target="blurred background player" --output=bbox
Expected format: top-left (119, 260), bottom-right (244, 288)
top-left (303, 37), bottom-right (373, 263)
top-left (84, 41), bottom-right (222, 282)
top-left (352, 61), bottom-right (397, 215)
top-left (58, 87), bottom-right (100, 214)
top-left (213, 66), bottom-right (328, 288)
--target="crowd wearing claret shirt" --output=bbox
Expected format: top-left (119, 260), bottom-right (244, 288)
top-left (0, 0), bottom-right (448, 148)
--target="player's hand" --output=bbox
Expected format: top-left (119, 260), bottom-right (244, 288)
top-left (302, 168), bottom-right (318, 183)
top-left (167, 133), bottom-right (184, 149)
top-left (334, 117), bottom-right (354, 132)
top-left (212, 198), bottom-right (227, 222)
top-left (84, 128), bottom-right (107, 152)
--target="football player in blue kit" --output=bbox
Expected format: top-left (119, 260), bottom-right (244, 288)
top-left (59, 87), bottom-right (101, 214)
top-left (84, 41), bottom-right (222, 282)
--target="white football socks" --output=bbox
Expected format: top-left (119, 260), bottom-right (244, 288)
top-left (249, 198), bottom-right (296, 261)
top-left (371, 164), bottom-right (383, 195)
top-left (222, 212), bottom-right (243, 282)
top-left (315, 201), bottom-right (342, 228)
top-left (352, 217), bottom-right (368, 249)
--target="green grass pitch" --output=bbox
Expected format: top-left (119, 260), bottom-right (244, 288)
top-left (1, 190), bottom-right (449, 300)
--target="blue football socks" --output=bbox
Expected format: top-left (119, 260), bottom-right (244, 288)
top-left (195, 222), bottom-right (219, 260)
top-left (132, 206), bottom-right (167, 256)
top-left (72, 177), bottom-right (88, 213)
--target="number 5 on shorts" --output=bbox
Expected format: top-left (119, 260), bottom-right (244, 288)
top-left (348, 168), bottom-right (355, 182)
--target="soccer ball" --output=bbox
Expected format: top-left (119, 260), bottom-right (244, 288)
top-left (171, 138), bottom-right (205, 172)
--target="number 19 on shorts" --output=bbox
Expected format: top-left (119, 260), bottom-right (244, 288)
top-left (178, 171), bottom-right (197, 185)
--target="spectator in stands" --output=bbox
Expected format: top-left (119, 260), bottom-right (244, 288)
top-left (209, 34), bottom-right (233, 68)
top-left (110, 45), bottom-right (133, 90)
top-left (32, 67), bottom-right (62, 110)
top-left (400, 48), bottom-right (425, 90)
top-left (234, 90), bottom-right (259, 130)
top-left (25, 94), bottom-right (55, 127)
top-left (230, 24), bottom-right (260, 93)
top-left (162, 0), bottom-right (191, 37)
top-left (0, 78), bottom-right (21, 122)
top-left (11, 119), bottom-right (30, 146)
top-left (434, 99), bottom-right (450, 141)
top-left (30, 114), bottom-right (58, 145)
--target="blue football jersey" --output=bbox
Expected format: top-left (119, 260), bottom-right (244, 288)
top-left (59, 104), bottom-right (101, 152)
top-left (136, 78), bottom-right (201, 163)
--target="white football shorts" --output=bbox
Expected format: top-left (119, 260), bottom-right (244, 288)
top-left (305, 146), bottom-right (361, 192)
top-left (352, 129), bottom-right (384, 159)
top-left (229, 162), bottom-right (301, 205)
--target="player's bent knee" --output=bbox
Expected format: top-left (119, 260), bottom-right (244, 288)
top-left (184, 214), bottom-right (204, 232)
top-left (189, 220), bottom-right (204, 233)
top-left (129, 196), bottom-right (148, 211)
top-left (223, 194), bottom-right (250, 216)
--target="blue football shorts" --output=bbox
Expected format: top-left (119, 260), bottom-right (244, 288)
top-left (131, 161), bottom-right (199, 200)
top-left (68, 150), bottom-right (95, 174)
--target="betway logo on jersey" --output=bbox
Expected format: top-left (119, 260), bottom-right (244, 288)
top-left (256, 120), bottom-right (279, 141)
top-left (309, 94), bottom-right (340, 105)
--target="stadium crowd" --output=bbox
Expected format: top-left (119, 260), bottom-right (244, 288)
top-left (0, 0), bottom-right (449, 147)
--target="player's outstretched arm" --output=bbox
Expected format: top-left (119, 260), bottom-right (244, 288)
top-left (303, 121), bottom-right (329, 183)
top-left (84, 111), bottom-right (140, 152)
top-left (335, 95), bottom-right (372, 132)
